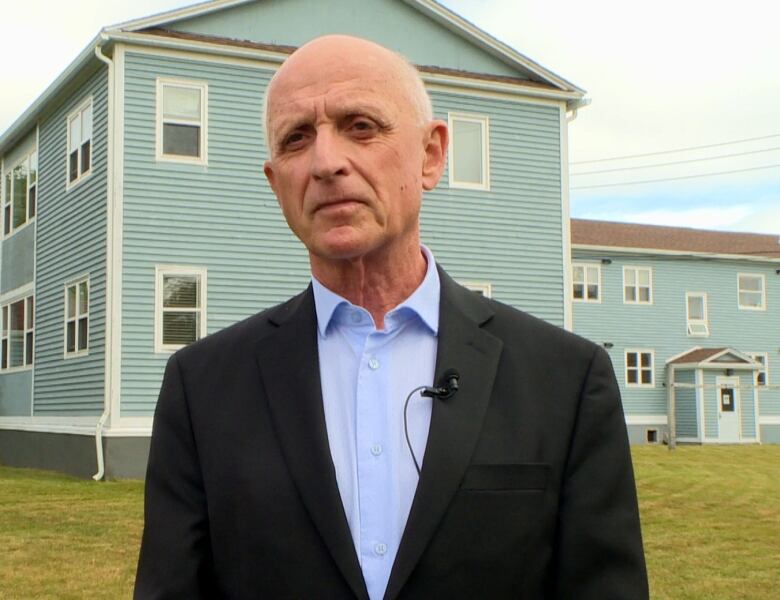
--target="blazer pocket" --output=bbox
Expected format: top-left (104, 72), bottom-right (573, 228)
top-left (460, 463), bottom-right (551, 492)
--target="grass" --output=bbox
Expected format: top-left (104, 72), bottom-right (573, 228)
top-left (1, 446), bottom-right (778, 599)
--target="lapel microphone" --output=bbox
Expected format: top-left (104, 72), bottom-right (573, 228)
top-left (420, 369), bottom-right (460, 400)
top-left (405, 369), bottom-right (461, 475)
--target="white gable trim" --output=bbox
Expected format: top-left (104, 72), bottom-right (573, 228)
top-left (572, 243), bottom-right (780, 264)
top-left (108, 0), bottom-right (254, 32)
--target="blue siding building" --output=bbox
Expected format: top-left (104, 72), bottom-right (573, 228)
top-left (571, 219), bottom-right (780, 445)
top-left (0, 0), bottom-right (585, 477)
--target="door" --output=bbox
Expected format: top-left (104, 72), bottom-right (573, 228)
top-left (716, 376), bottom-right (740, 443)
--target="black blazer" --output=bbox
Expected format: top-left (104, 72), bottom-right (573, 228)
top-left (135, 269), bottom-right (648, 599)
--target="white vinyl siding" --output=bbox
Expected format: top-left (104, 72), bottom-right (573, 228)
top-left (64, 279), bottom-right (89, 357)
top-left (686, 292), bottom-right (709, 336)
top-left (156, 79), bottom-right (207, 163)
top-left (155, 266), bottom-right (207, 352)
top-left (738, 273), bottom-right (765, 310)
top-left (624, 266), bottom-right (652, 304)
top-left (1, 295), bottom-right (33, 371)
top-left (66, 98), bottom-right (92, 186)
top-left (625, 349), bottom-right (654, 387)
top-left (3, 150), bottom-right (37, 236)
top-left (573, 263), bottom-right (600, 302)
top-left (448, 113), bottom-right (489, 190)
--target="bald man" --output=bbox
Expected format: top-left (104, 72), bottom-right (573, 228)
top-left (135, 36), bottom-right (648, 599)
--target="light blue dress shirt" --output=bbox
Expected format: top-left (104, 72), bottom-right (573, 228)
top-left (312, 245), bottom-right (440, 600)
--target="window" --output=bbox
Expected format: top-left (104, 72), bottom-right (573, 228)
top-left (573, 264), bottom-right (600, 302)
top-left (1, 295), bottom-right (34, 370)
top-left (3, 150), bottom-right (37, 236)
top-left (448, 113), bottom-right (489, 190)
top-left (686, 292), bottom-right (709, 336)
top-left (625, 350), bottom-right (654, 387)
top-left (155, 266), bottom-right (207, 352)
top-left (748, 352), bottom-right (768, 387)
top-left (157, 79), bottom-right (207, 162)
top-left (738, 273), bottom-right (765, 310)
top-left (65, 279), bottom-right (89, 356)
top-left (461, 281), bottom-right (492, 298)
top-left (67, 99), bottom-right (92, 185)
top-left (624, 266), bottom-right (652, 304)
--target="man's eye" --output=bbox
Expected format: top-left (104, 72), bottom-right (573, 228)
top-left (349, 119), bottom-right (378, 136)
top-left (282, 132), bottom-right (306, 148)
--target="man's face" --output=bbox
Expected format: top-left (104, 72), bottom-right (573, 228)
top-left (263, 39), bottom-right (443, 263)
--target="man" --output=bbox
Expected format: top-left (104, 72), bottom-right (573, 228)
top-left (135, 35), bottom-right (648, 599)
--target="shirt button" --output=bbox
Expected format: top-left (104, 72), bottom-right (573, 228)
top-left (370, 444), bottom-right (383, 456)
top-left (368, 358), bottom-right (380, 370)
top-left (374, 543), bottom-right (387, 556)
top-left (350, 312), bottom-right (362, 323)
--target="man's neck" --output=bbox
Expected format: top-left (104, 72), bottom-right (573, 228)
top-left (310, 241), bottom-right (428, 330)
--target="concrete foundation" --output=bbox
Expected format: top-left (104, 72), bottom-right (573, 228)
top-left (626, 424), bottom-right (669, 445)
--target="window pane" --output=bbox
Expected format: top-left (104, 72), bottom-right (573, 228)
top-left (67, 286), bottom-right (76, 318)
top-left (12, 164), bottom-right (28, 229)
top-left (164, 275), bottom-right (199, 308)
top-left (739, 275), bottom-right (761, 292)
top-left (2, 305), bottom-right (7, 334)
top-left (626, 353), bottom-right (637, 368)
top-left (25, 331), bottom-right (33, 365)
top-left (638, 287), bottom-right (651, 303)
top-left (81, 140), bottom-right (91, 174)
top-left (1, 339), bottom-right (7, 369)
top-left (79, 281), bottom-right (89, 315)
top-left (28, 185), bottom-right (36, 219)
top-left (587, 284), bottom-right (599, 300)
top-left (4, 173), bottom-right (10, 206)
top-left (27, 297), bottom-right (34, 328)
top-left (640, 353), bottom-right (651, 368)
top-left (163, 124), bottom-right (200, 157)
top-left (29, 152), bottom-right (37, 185)
top-left (637, 269), bottom-right (650, 286)
top-left (625, 286), bottom-right (636, 302)
top-left (739, 291), bottom-right (761, 308)
top-left (627, 369), bottom-right (637, 384)
top-left (573, 283), bottom-right (584, 299)
top-left (163, 86), bottom-right (201, 120)
top-left (625, 269), bottom-right (636, 286)
top-left (3, 205), bottom-right (9, 235)
top-left (81, 105), bottom-right (92, 142)
top-left (586, 266), bottom-right (599, 284)
top-left (688, 296), bottom-right (704, 320)
top-left (67, 321), bottom-right (76, 353)
top-left (572, 266), bottom-right (584, 284)
top-left (69, 115), bottom-right (81, 153)
top-left (452, 119), bottom-right (483, 184)
top-left (9, 300), bottom-right (24, 367)
top-left (78, 317), bottom-right (88, 351)
top-left (163, 312), bottom-right (198, 345)
top-left (69, 151), bottom-right (79, 182)
top-left (641, 370), bottom-right (652, 384)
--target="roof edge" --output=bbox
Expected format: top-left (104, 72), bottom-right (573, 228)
top-left (572, 243), bottom-right (780, 264)
top-left (0, 32), bottom-right (105, 155)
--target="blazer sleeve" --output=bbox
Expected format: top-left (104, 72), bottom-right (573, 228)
top-left (552, 346), bottom-right (649, 599)
top-left (134, 354), bottom-right (215, 600)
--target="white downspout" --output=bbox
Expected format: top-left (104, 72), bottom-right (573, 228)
top-left (93, 35), bottom-right (114, 481)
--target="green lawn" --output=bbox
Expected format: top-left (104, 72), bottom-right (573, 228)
top-left (1, 446), bottom-right (778, 599)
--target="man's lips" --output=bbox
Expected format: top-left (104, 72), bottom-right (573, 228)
top-left (312, 198), bottom-right (366, 214)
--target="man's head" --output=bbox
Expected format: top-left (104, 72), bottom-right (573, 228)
top-left (263, 35), bottom-right (448, 267)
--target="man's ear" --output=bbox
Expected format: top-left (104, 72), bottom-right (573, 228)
top-left (263, 160), bottom-right (279, 199)
top-left (421, 120), bottom-right (448, 191)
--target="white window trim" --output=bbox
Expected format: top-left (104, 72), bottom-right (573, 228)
top-left (572, 262), bottom-right (601, 303)
top-left (746, 351), bottom-right (769, 387)
top-left (2, 149), bottom-right (38, 239)
top-left (625, 348), bottom-right (655, 388)
top-left (63, 276), bottom-right (90, 359)
top-left (1, 294), bottom-right (34, 373)
top-left (737, 273), bottom-right (766, 311)
top-left (623, 266), bottom-right (653, 305)
top-left (65, 97), bottom-right (93, 190)
top-left (447, 112), bottom-right (490, 191)
top-left (156, 78), bottom-right (208, 165)
top-left (685, 292), bottom-right (709, 337)
top-left (155, 265), bottom-right (208, 353)
top-left (460, 281), bottom-right (492, 298)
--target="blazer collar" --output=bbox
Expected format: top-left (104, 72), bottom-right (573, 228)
top-left (255, 286), bottom-right (369, 600)
top-left (384, 267), bottom-right (503, 599)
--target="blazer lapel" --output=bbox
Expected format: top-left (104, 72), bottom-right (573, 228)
top-left (255, 288), bottom-right (368, 600)
top-left (384, 270), bottom-right (504, 600)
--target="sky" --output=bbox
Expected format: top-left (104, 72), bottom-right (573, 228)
top-left (1, 0), bottom-right (779, 233)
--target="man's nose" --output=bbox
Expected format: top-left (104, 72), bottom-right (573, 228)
top-left (310, 128), bottom-right (349, 180)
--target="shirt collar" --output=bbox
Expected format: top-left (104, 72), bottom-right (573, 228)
top-left (312, 244), bottom-right (440, 336)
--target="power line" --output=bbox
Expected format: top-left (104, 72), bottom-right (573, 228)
top-left (571, 133), bottom-right (780, 165)
top-left (571, 163), bottom-right (780, 190)
top-left (571, 146), bottom-right (780, 176)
